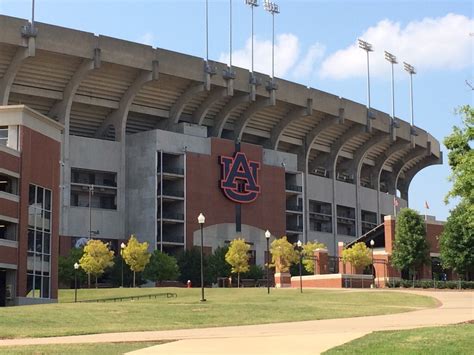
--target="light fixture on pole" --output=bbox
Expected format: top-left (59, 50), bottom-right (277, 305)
top-left (21, 0), bottom-right (38, 38)
top-left (204, 0), bottom-right (216, 84)
top-left (198, 213), bottom-right (206, 302)
top-left (245, 0), bottom-right (259, 97)
top-left (263, 0), bottom-right (280, 92)
top-left (296, 240), bottom-right (303, 293)
top-left (265, 230), bottom-right (271, 294)
top-left (370, 239), bottom-right (375, 288)
top-left (223, 0), bottom-right (236, 80)
top-left (120, 242), bottom-right (126, 287)
top-left (358, 39), bottom-right (374, 125)
top-left (403, 62), bottom-right (417, 136)
top-left (384, 51), bottom-right (399, 131)
top-left (74, 262), bottom-right (80, 303)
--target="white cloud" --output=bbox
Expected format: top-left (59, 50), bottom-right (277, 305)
top-left (293, 43), bottom-right (326, 78)
top-left (320, 13), bottom-right (474, 80)
top-left (219, 33), bottom-right (300, 78)
top-left (137, 32), bottom-right (155, 46)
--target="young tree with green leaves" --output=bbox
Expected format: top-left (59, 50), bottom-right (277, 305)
top-left (342, 242), bottom-right (372, 272)
top-left (391, 208), bottom-right (429, 282)
top-left (79, 240), bottom-right (115, 288)
top-left (225, 238), bottom-right (250, 287)
top-left (443, 105), bottom-right (474, 228)
top-left (208, 246), bottom-right (232, 284)
top-left (58, 247), bottom-right (86, 287)
top-left (440, 202), bottom-right (474, 281)
top-left (302, 241), bottom-right (326, 273)
top-left (143, 250), bottom-right (180, 285)
top-left (122, 235), bottom-right (151, 287)
top-left (270, 236), bottom-right (298, 273)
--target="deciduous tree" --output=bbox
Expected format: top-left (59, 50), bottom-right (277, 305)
top-left (440, 202), bottom-right (474, 280)
top-left (122, 235), bottom-right (151, 287)
top-left (79, 240), bottom-right (115, 288)
top-left (270, 236), bottom-right (298, 273)
top-left (225, 238), bottom-right (250, 287)
top-left (342, 242), bottom-right (372, 272)
top-left (58, 247), bottom-right (86, 287)
top-left (143, 250), bottom-right (180, 285)
top-left (391, 208), bottom-right (429, 281)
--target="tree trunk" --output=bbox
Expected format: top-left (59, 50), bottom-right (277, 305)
top-left (95, 276), bottom-right (98, 288)
top-left (88, 273), bottom-right (91, 289)
top-left (133, 271), bottom-right (136, 288)
top-left (237, 273), bottom-right (240, 288)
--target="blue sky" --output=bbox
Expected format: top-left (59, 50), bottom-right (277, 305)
top-left (1, 0), bottom-right (472, 220)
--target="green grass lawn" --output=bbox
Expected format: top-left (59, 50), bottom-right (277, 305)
top-left (0, 288), bottom-right (437, 339)
top-left (325, 323), bottom-right (474, 354)
top-left (0, 341), bottom-right (165, 354)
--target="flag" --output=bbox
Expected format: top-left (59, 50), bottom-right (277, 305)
top-left (393, 197), bottom-right (399, 207)
top-left (424, 201), bottom-right (430, 209)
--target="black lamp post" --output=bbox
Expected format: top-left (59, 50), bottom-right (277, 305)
top-left (297, 240), bottom-right (303, 293)
top-left (370, 239), bottom-right (375, 288)
top-left (198, 213), bottom-right (206, 302)
top-left (74, 262), bottom-right (79, 303)
top-left (265, 230), bottom-right (271, 294)
top-left (120, 242), bottom-right (126, 287)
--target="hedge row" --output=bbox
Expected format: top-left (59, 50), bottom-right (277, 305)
top-left (387, 279), bottom-right (474, 289)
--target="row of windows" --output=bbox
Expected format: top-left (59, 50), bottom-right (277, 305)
top-left (27, 184), bottom-right (52, 299)
top-left (309, 200), bottom-right (378, 236)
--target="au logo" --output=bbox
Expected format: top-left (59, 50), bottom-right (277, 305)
top-left (220, 152), bottom-right (261, 204)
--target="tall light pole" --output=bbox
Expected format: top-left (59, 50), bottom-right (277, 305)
top-left (120, 242), bottom-right (126, 287)
top-left (265, 230), bottom-right (271, 294)
top-left (358, 39), bottom-right (374, 123)
top-left (370, 239), bottom-right (375, 288)
top-left (263, 0), bottom-right (280, 83)
top-left (245, 0), bottom-right (259, 85)
top-left (296, 240), bottom-right (303, 293)
top-left (384, 51), bottom-right (398, 130)
top-left (403, 62), bottom-right (417, 135)
top-left (198, 213), bottom-right (206, 302)
top-left (74, 262), bottom-right (79, 303)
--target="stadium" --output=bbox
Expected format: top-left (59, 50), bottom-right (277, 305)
top-left (0, 14), bottom-right (442, 304)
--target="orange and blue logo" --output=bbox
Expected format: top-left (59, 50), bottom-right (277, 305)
top-left (220, 152), bottom-right (261, 203)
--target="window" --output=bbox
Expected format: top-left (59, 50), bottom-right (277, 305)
top-left (309, 200), bottom-right (332, 233)
top-left (337, 205), bottom-right (356, 236)
top-left (0, 174), bottom-right (18, 195)
top-left (70, 168), bottom-right (117, 210)
top-left (0, 220), bottom-right (17, 241)
top-left (27, 184), bottom-right (52, 298)
top-left (0, 126), bottom-right (7, 146)
top-left (361, 210), bottom-right (377, 234)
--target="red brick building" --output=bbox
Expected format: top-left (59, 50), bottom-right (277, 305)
top-left (0, 106), bottom-right (62, 305)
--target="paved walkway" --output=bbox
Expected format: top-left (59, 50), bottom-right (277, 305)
top-left (0, 290), bottom-right (472, 354)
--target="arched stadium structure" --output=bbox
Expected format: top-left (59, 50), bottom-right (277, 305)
top-left (0, 15), bottom-right (441, 302)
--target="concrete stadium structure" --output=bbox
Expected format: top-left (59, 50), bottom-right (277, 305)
top-left (0, 15), bottom-right (442, 303)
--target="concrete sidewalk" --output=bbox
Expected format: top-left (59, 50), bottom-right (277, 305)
top-left (0, 290), bottom-right (472, 354)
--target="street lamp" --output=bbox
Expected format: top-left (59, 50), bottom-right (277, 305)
top-left (265, 230), bottom-right (271, 294)
top-left (198, 213), bottom-right (206, 302)
top-left (370, 239), bottom-right (375, 288)
top-left (296, 240), bottom-right (303, 293)
top-left (358, 39), bottom-right (374, 122)
top-left (74, 262), bottom-right (79, 303)
top-left (120, 242), bottom-right (126, 287)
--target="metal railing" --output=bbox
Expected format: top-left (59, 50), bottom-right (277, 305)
top-left (286, 204), bottom-right (303, 212)
top-left (159, 212), bottom-right (185, 220)
top-left (161, 166), bottom-right (185, 175)
top-left (285, 184), bottom-right (302, 192)
top-left (286, 224), bottom-right (303, 232)
top-left (161, 235), bottom-right (185, 244)
top-left (77, 292), bottom-right (177, 303)
top-left (158, 189), bottom-right (184, 198)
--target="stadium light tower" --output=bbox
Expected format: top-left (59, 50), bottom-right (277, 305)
top-left (358, 39), bottom-right (374, 122)
top-left (404, 62), bottom-right (417, 135)
top-left (245, 0), bottom-right (259, 87)
top-left (384, 51), bottom-right (398, 130)
top-left (21, 0), bottom-right (38, 37)
top-left (264, 0), bottom-right (280, 83)
top-left (224, 0), bottom-right (236, 83)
